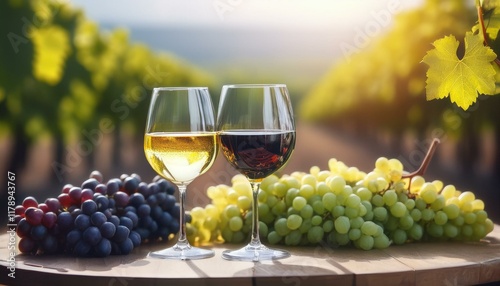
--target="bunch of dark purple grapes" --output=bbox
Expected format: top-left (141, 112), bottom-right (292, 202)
top-left (15, 171), bottom-right (182, 257)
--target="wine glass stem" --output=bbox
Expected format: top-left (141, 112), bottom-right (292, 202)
top-left (250, 182), bottom-right (261, 247)
top-left (177, 185), bottom-right (188, 246)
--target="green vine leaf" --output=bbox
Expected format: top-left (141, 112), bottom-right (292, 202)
top-left (422, 32), bottom-right (497, 110)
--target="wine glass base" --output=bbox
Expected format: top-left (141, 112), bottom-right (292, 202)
top-left (222, 243), bottom-right (290, 262)
top-left (148, 244), bottom-right (214, 260)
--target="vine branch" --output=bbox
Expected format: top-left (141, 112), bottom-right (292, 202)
top-left (477, 2), bottom-right (500, 66)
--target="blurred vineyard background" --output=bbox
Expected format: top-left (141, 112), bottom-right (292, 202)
top-left (1, 0), bottom-right (499, 223)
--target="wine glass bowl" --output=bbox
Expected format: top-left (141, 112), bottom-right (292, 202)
top-left (144, 87), bottom-right (217, 260)
top-left (217, 84), bottom-right (296, 261)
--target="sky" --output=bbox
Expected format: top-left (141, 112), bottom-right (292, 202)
top-left (68, 0), bottom-right (424, 29)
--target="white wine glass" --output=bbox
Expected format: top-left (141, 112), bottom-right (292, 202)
top-left (144, 87), bottom-right (217, 260)
top-left (217, 84), bottom-right (296, 261)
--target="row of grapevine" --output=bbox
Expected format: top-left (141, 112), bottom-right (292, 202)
top-left (0, 0), bottom-right (215, 179)
top-left (299, 0), bottom-right (500, 177)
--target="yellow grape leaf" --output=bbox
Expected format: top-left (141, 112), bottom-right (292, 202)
top-left (422, 32), bottom-right (497, 110)
top-left (31, 25), bottom-right (71, 85)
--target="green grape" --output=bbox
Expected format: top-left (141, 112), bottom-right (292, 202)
top-left (373, 206), bottom-right (388, 221)
top-left (221, 227), bottom-right (233, 242)
top-left (267, 231), bottom-right (282, 245)
top-left (260, 174), bottom-right (279, 191)
top-left (311, 215), bottom-right (323, 226)
top-left (410, 208), bottom-right (422, 222)
top-left (224, 205), bottom-right (241, 218)
top-left (464, 212), bottom-right (476, 224)
top-left (473, 224), bottom-right (486, 239)
top-left (434, 211), bottom-right (448, 225)
top-left (272, 200), bottom-right (286, 216)
top-left (374, 233), bottom-right (391, 249)
top-left (372, 194), bottom-right (384, 207)
top-left (458, 191), bottom-right (475, 206)
top-left (258, 190), bottom-right (274, 203)
top-left (300, 204), bottom-right (314, 219)
top-left (316, 181), bottom-right (331, 196)
top-left (350, 216), bottom-right (364, 229)
top-left (322, 220), bottom-right (334, 233)
top-left (266, 195), bottom-right (278, 208)
top-left (348, 228), bottom-right (361, 241)
top-left (427, 223), bottom-right (444, 238)
top-left (346, 194), bottom-right (361, 208)
top-left (287, 214), bottom-right (303, 230)
top-left (358, 234), bottom-right (375, 250)
top-left (299, 218), bottom-right (312, 234)
top-left (259, 221), bottom-right (268, 238)
top-left (237, 196), bottom-right (251, 210)
top-left (421, 208), bottom-right (435, 221)
top-left (405, 199), bottom-right (415, 210)
top-left (345, 206), bottom-right (360, 219)
top-left (392, 229), bottom-right (407, 245)
top-left (307, 226), bottom-right (324, 244)
top-left (375, 157), bottom-right (390, 173)
top-left (385, 216), bottom-right (399, 231)
top-left (415, 198), bottom-right (427, 210)
top-left (232, 231), bottom-right (245, 243)
top-left (398, 192), bottom-right (408, 203)
top-left (287, 206), bottom-right (300, 216)
top-left (363, 211), bottom-right (374, 221)
top-left (229, 216), bottom-right (243, 232)
top-left (282, 176), bottom-right (301, 190)
top-left (299, 184), bottom-right (315, 199)
top-left (332, 205), bottom-right (345, 217)
top-left (271, 182), bottom-right (288, 197)
top-left (356, 187), bottom-right (372, 201)
top-left (328, 175), bottom-right (346, 195)
top-left (475, 210), bottom-right (488, 223)
top-left (453, 214), bottom-right (464, 226)
top-left (334, 216), bottom-right (350, 234)
top-left (430, 195), bottom-right (446, 211)
top-left (336, 232), bottom-right (350, 246)
top-left (420, 183), bottom-right (438, 204)
top-left (301, 174), bottom-right (317, 188)
top-left (441, 184), bottom-right (456, 200)
top-left (461, 224), bottom-right (473, 237)
top-left (274, 218), bottom-right (290, 236)
top-left (399, 215), bottom-right (414, 230)
top-left (258, 203), bottom-right (270, 217)
top-left (312, 201), bottom-right (326, 215)
top-left (203, 216), bottom-right (218, 231)
top-left (383, 190), bottom-right (398, 206)
top-left (322, 193), bottom-right (337, 211)
top-left (360, 221), bottom-right (379, 236)
top-left (285, 230), bottom-right (302, 246)
top-left (408, 223), bottom-right (423, 240)
top-left (292, 196), bottom-right (307, 211)
top-left (485, 218), bottom-right (494, 234)
top-left (443, 204), bottom-right (459, 220)
top-left (285, 188), bottom-right (300, 206)
top-left (410, 176), bottom-right (425, 194)
top-left (390, 202), bottom-right (407, 218)
top-left (443, 223), bottom-right (458, 238)
top-left (359, 203), bottom-right (368, 217)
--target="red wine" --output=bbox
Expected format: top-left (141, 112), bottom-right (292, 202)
top-left (219, 130), bottom-right (296, 180)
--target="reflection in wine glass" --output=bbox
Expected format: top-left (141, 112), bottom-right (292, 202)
top-left (144, 87), bottom-right (217, 260)
top-left (217, 84), bottom-right (296, 261)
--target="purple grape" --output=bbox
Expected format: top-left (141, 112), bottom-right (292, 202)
top-left (75, 214), bottom-right (91, 231)
top-left (119, 217), bottom-right (133, 231)
top-left (83, 226), bottom-right (102, 246)
top-left (30, 225), bottom-right (48, 241)
top-left (90, 212), bottom-right (107, 227)
top-left (94, 238), bottom-right (111, 257)
top-left (66, 229), bottom-right (82, 248)
top-left (114, 191), bottom-right (129, 208)
top-left (99, 222), bottom-right (116, 239)
top-left (113, 226), bottom-right (130, 243)
top-left (81, 178), bottom-right (99, 191)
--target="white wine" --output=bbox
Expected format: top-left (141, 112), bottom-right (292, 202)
top-left (144, 132), bottom-right (217, 184)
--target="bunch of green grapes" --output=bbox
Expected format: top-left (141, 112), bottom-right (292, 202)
top-left (186, 157), bottom-right (494, 250)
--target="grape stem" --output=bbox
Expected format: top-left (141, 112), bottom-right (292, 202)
top-left (477, 3), bottom-right (500, 66)
top-left (402, 138), bottom-right (440, 189)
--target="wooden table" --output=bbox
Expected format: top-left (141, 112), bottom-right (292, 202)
top-left (1, 225), bottom-right (499, 286)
